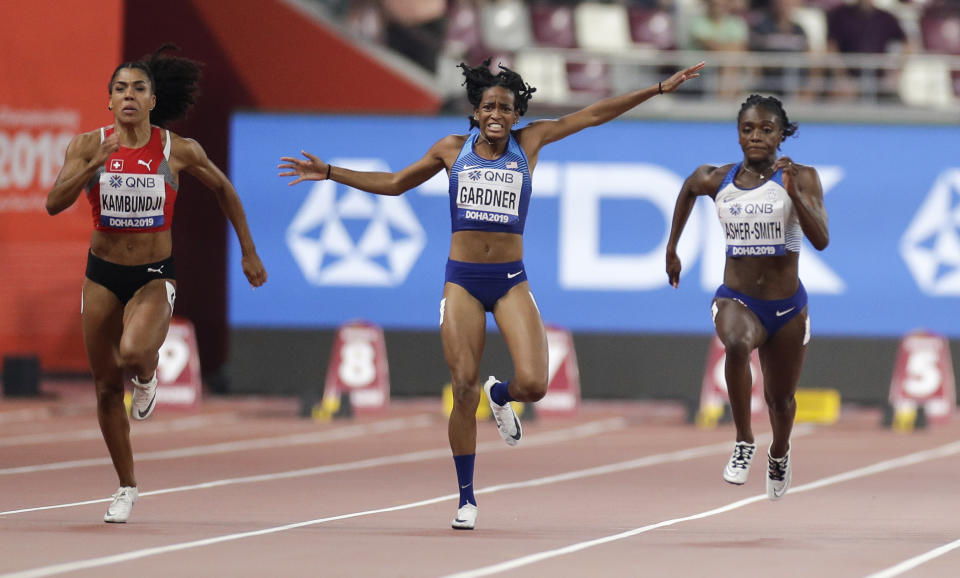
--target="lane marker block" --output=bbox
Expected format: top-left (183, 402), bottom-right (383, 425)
top-left (156, 316), bottom-right (202, 411)
top-left (537, 325), bottom-right (581, 418)
top-left (314, 320), bottom-right (390, 420)
top-left (886, 329), bottom-right (956, 431)
top-left (795, 388), bottom-right (841, 424)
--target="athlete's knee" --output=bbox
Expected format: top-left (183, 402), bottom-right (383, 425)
top-left (512, 370), bottom-right (548, 402)
top-left (764, 391), bottom-right (796, 414)
top-left (722, 339), bottom-right (753, 364)
top-left (450, 380), bottom-right (480, 410)
top-left (117, 339), bottom-right (155, 372)
top-left (94, 379), bottom-right (124, 408)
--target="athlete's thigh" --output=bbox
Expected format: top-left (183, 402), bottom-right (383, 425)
top-left (440, 282), bottom-right (487, 379)
top-left (121, 279), bottom-right (175, 354)
top-left (81, 279), bottom-right (124, 380)
top-left (758, 308), bottom-right (808, 396)
top-left (492, 282), bottom-right (547, 380)
top-left (713, 298), bottom-right (766, 351)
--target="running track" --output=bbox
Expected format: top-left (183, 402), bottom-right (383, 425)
top-left (1, 383), bottom-right (958, 577)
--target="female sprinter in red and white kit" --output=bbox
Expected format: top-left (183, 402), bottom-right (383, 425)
top-left (46, 45), bottom-right (266, 523)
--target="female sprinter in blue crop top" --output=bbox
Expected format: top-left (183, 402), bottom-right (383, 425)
top-left (665, 94), bottom-right (829, 501)
top-left (280, 59), bottom-right (705, 530)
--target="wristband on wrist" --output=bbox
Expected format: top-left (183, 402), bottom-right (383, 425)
top-left (325, 164), bottom-right (332, 180)
top-left (658, 81), bottom-right (663, 95)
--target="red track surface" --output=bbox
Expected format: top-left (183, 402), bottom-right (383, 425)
top-left (1, 382), bottom-right (959, 577)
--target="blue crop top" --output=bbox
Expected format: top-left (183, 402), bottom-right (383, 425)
top-left (448, 129), bottom-right (532, 234)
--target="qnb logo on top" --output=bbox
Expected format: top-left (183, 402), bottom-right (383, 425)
top-left (286, 159), bottom-right (426, 286)
top-left (901, 169), bottom-right (960, 295)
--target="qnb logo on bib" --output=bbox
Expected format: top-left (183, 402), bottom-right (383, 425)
top-left (98, 172), bottom-right (165, 229)
top-left (457, 168), bottom-right (521, 225)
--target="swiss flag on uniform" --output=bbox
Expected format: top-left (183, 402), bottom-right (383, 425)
top-left (109, 159), bottom-right (124, 172)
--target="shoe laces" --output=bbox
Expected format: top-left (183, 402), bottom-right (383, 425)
top-left (111, 488), bottom-right (133, 501)
top-left (768, 455), bottom-right (788, 481)
top-left (730, 443), bottom-right (755, 470)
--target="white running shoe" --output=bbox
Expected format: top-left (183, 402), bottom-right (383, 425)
top-left (104, 486), bottom-right (138, 523)
top-left (130, 373), bottom-right (158, 420)
top-left (451, 503), bottom-right (478, 530)
top-left (483, 376), bottom-right (521, 446)
top-left (766, 447), bottom-right (792, 501)
top-left (722, 441), bottom-right (757, 485)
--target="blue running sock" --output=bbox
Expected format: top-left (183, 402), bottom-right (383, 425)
top-left (453, 454), bottom-right (476, 507)
top-left (489, 380), bottom-right (514, 406)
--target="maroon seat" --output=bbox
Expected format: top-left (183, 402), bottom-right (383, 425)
top-left (627, 8), bottom-right (676, 50)
top-left (530, 3), bottom-right (577, 49)
top-left (444, 2), bottom-right (481, 58)
top-left (920, 8), bottom-right (960, 54)
top-left (567, 58), bottom-right (612, 99)
top-left (920, 7), bottom-right (960, 95)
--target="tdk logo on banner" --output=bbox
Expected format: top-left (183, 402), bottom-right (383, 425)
top-left (901, 169), bottom-right (960, 295)
top-left (286, 159), bottom-right (426, 286)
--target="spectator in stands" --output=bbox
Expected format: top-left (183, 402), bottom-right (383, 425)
top-left (280, 58), bottom-right (705, 531)
top-left (666, 94), bottom-right (829, 502)
top-left (686, 0), bottom-right (750, 98)
top-left (381, 0), bottom-right (447, 73)
top-left (751, 0), bottom-right (807, 53)
top-left (826, 0), bottom-right (910, 101)
top-left (750, 0), bottom-right (820, 101)
top-left (45, 45), bottom-right (266, 524)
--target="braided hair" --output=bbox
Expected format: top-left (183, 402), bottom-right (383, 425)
top-left (458, 59), bottom-right (536, 129)
top-left (737, 94), bottom-right (798, 144)
top-left (108, 44), bottom-right (202, 128)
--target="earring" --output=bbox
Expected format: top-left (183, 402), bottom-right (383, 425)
top-left (108, 105), bottom-right (113, 110)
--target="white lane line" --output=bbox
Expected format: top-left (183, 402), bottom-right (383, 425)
top-left (442, 439), bottom-right (960, 578)
top-left (1, 419), bottom-right (627, 517)
top-left (1, 425), bottom-right (773, 577)
top-left (0, 409), bottom-right (52, 425)
top-left (0, 414), bottom-right (241, 447)
top-left (863, 538), bottom-right (960, 578)
top-left (0, 415), bottom-right (435, 475)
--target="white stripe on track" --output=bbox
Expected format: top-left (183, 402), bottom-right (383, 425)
top-left (0, 415), bottom-right (434, 475)
top-left (2, 425), bottom-right (800, 577)
top-left (1, 418), bottom-right (627, 517)
top-left (442, 439), bottom-right (960, 578)
top-left (863, 538), bottom-right (960, 578)
top-left (0, 414), bottom-right (241, 447)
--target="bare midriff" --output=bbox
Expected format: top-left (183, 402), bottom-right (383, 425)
top-left (723, 252), bottom-right (800, 300)
top-left (449, 230), bottom-right (523, 263)
top-left (89, 229), bottom-right (173, 265)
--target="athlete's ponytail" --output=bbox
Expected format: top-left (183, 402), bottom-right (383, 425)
top-left (108, 44), bottom-right (202, 128)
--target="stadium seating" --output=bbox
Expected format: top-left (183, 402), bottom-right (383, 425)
top-left (574, 2), bottom-right (632, 52)
top-left (530, 3), bottom-right (577, 49)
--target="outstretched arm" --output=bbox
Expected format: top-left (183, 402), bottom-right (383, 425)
top-left (774, 157), bottom-right (829, 251)
top-left (46, 131), bottom-right (117, 215)
top-left (174, 135), bottom-right (267, 287)
top-left (666, 164), bottom-right (725, 288)
top-left (278, 135), bottom-right (459, 196)
top-left (519, 61), bottom-right (705, 157)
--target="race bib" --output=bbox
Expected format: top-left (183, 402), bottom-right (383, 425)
top-left (721, 198), bottom-right (787, 257)
top-left (98, 172), bottom-right (166, 229)
top-left (456, 168), bottom-right (522, 225)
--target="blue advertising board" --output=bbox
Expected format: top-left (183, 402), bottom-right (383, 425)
top-left (228, 114), bottom-right (960, 337)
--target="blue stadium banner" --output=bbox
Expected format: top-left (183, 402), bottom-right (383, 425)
top-left (229, 114), bottom-right (960, 337)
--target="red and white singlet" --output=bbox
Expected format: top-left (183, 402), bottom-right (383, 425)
top-left (86, 125), bottom-right (178, 232)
